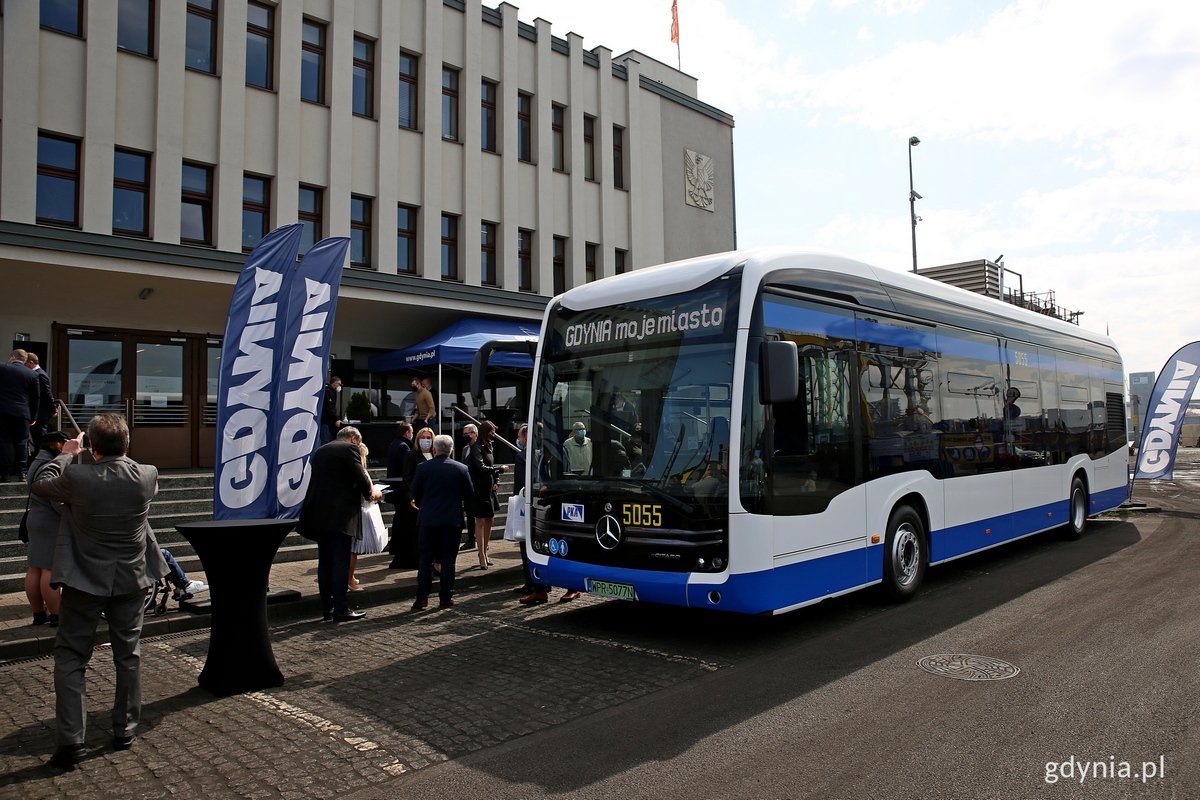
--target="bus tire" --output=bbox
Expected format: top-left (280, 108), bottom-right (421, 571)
top-left (1062, 475), bottom-right (1089, 540)
top-left (882, 505), bottom-right (926, 601)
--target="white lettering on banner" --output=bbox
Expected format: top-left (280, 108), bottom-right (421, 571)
top-left (1138, 359), bottom-right (1198, 474)
top-left (276, 278), bottom-right (333, 509)
top-left (218, 267), bottom-right (284, 509)
top-left (565, 303), bottom-right (725, 348)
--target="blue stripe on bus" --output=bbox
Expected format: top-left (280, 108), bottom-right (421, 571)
top-left (540, 482), bottom-right (1129, 614)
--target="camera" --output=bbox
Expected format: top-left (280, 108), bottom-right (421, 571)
top-left (81, 432), bottom-right (90, 449)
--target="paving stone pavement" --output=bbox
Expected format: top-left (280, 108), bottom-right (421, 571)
top-left (0, 579), bottom-right (724, 798)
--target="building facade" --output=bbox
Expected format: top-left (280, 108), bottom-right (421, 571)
top-left (0, 0), bottom-right (735, 467)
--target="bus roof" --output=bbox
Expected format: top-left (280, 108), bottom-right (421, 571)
top-left (555, 247), bottom-right (1121, 357)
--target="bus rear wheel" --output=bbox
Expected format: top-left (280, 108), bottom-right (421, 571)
top-left (883, 505), bottom-right (926, 601)
top-left (1062, 476), bottom-right (1089, 540)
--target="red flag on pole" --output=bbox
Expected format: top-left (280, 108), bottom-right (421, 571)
top-left (670, 0), bottom-right (680, 44)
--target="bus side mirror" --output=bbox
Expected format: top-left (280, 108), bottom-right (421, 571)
top-left (760, 340), bottom-right (799, 405)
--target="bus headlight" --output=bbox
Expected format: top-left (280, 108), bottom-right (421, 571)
top-left (713, 557), bottom-right (724, 570)
top-left (696, 557), bottom-right (706, 569)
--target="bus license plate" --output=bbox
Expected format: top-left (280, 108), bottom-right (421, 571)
top-left (586, 579), bottom-right (636, 601)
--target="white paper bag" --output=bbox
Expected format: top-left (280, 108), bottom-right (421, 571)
top-left (354, 500), bottom-right (390, 554)
top-left (502, 494), bottom-right (527, 541)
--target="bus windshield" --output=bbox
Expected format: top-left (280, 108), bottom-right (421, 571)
top-left (532, 278), bottom-right (739, 507)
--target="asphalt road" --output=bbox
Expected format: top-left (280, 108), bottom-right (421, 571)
top-left (357, 459), bottom-right (1200, 800)
top-left (3, 454), bottom-right (1197, 799)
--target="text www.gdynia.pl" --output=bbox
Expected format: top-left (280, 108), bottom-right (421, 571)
top-left (1045, 756), bottom-right (1166, 785)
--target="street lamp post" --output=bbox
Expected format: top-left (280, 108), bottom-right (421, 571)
top-left (908, 135), bottom-right (921, 273)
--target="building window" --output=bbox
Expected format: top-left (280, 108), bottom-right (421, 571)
top-left (481, 221), bottom-right (498, 286)
top-left (40, 0), bottom-right (82, 37)
top-left (585, 242), bottom-right (598, 283)
top-left (552, 104), bottom-right (566, 171)
top-left (517, 92), bottom-right (533, 163)
top-left (113, 148), bottom-right (151, 237)
top-left (518, 229), bottom-right (533, 292)
top-left (613, 125), bottom-right (626, 190)
top-left (615, 248), bottom-right (629, 275)
top-left (245, 2), bottom-right (273, 90)
top-left (350, 195), bottom-right (372, 267)
top-left (441, 214), bottom-right (459, 280)
top-left (185, 0), bottom-right (217, 74)
top-left (441, 67), bottom-right (459, 141)
top-left (583, 115), bottom-right (596, 181)
top-left (118, 0), bottom-right (154, 56)
top-left (553, 236), bottom-right (567, 295)
top-left (301, 19), bottom-right (326, 104)
top-left (180, 161), bottom-right (214, 245)
top-left (298, 185), bottom-right (323, 252)
top-left (36, 133), bottom-right (80, 227)
top-left (398, 53), bottom-right (418, 130)
top-left (396, 204), bottom-right (417, 273)
top-left (352, 36), bottom-right (374, 118)
top-left (242, 174), bottom-right (270, 251)
top-left (480, 80), bottom-right (498, 153)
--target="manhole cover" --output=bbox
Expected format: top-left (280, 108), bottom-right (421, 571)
top-left (917, 654), bottom-right (1021, 681)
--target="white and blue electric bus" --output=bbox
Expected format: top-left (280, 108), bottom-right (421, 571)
top-left (514, 249), bottom-right (1128, 615)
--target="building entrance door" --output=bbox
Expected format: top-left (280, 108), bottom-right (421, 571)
top-left (54, 325), bottom-right (220, 469)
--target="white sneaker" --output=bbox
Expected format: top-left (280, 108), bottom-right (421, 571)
top-left (184, 580), bottom-right (209, 595)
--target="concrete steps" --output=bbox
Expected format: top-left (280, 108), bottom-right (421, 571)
top-left (1, 465), bottom-right (513, 594)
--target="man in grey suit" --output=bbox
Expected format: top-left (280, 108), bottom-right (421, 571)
top-left (409, 434), bottom-right (474, 610)
top-left (32, 413), bottom-right (167, 769)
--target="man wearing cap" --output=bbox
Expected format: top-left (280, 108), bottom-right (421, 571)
top-left (563, 421), bottom-right (593, 474)
top-left (0, 348), bottom-right (39, 481)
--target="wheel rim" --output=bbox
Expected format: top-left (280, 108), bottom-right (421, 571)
top-left (891, 522), bottom-right (921, 587)
top-left (1071, 487), bottom-right (1086, 530)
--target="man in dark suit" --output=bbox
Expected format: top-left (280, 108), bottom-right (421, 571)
top-left (385, 422), bottom-right (414, 569)
top-left (0, 348), bottom-right (39, 481)
top-left (409, 434), bottom-right (473, 610)
top-left (31, 413), bottom-right (168, 768)
top-left (25, 352), bottom-right (56, 452)
top-left (298, 426), bottom-right (380, 622)
top-left (320, 376), bottom-right (343, 444)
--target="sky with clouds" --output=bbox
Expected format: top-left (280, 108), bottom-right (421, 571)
top-left (508, 0), bottom-right (1200, 376)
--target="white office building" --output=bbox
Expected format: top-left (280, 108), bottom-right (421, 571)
top-left (0, 0), bottom-right (735, 467)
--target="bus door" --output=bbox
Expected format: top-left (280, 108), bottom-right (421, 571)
top-left (760, 295), bottom-right (865, 587)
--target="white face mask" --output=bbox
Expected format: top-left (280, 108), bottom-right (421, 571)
top-left (334, 385), bottom-right (342, 393)
top-left (419, 439), bottom-right (432, 451)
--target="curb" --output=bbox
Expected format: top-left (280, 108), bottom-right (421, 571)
top-left (0, 561), bottom-right (522, 663)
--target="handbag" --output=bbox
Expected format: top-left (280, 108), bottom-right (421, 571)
top-left (502, 494), bottom-right (527, 542)
top-left (18, 509), bottom-right (29, 543)
top-left (353, 500), bottom-right (390, 555)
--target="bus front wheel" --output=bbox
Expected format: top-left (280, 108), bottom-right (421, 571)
top-left (883, 505), bottom-right (926, 601)
top-left (1062, 476), bottom-right (1089, 540)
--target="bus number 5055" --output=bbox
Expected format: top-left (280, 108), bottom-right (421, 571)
top-left (623, 503), bottom-right (662, 527)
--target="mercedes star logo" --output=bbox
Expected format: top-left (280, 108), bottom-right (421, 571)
top-left (595, 515), bottom-right (623, 550)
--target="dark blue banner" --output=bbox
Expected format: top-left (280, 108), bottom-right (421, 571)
top-left (214, 224), bottom-right (304, 520)
top-left (272, 236), bottom-right (349, 518)
top-left (1134, 341), bottom-right (1200, 480)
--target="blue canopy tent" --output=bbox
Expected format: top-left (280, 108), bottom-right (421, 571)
top-left (367, 317), bottom-right (538, 372)
top-left (367, 317), bottom-right (539, 435)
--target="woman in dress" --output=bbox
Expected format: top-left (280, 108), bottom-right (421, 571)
top-left (24, 431), bottom-right (71, 625)
top-left (466, 421), bottom-right (503, 569)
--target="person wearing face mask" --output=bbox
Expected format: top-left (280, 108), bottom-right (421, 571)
top-left (320, 377), bottom-right (343, 444)
top-left (563, 421), bottom-right (593, 475)
top-left (402, 427), bottom-right (441, 575)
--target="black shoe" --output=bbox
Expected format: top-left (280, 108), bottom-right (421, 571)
top-left (387, 559), bottom-right (404, 569)
top-left (31, 611), bottom-right (47, 626)
top-left (512, 584), bottom-right (535, 594)
top-left (411, 599), bottom-right (428, 611)
top-left (459, 541), bottom-right (475, 552)
top-left (333, 610), bottom-right (366, 622)
top-left (46, 613), bottom-right (59, 627)
top-left (438, 598), bottom-right (455, 609)
top-left (50, 744), bottom-right (86, 769)
top-left (113, 733), bottom-right (135, 751)
top-left (321, 610), bottom-right (333, 622)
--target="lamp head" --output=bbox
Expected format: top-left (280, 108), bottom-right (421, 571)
top-left (909, 136), bottom-right (921, 147)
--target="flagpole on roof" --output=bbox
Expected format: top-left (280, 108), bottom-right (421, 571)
top-left (671, 0), bottom-right (681, 70)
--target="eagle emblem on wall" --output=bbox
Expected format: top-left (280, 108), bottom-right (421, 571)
top-left (684, 149), bottom-right (715, 212)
